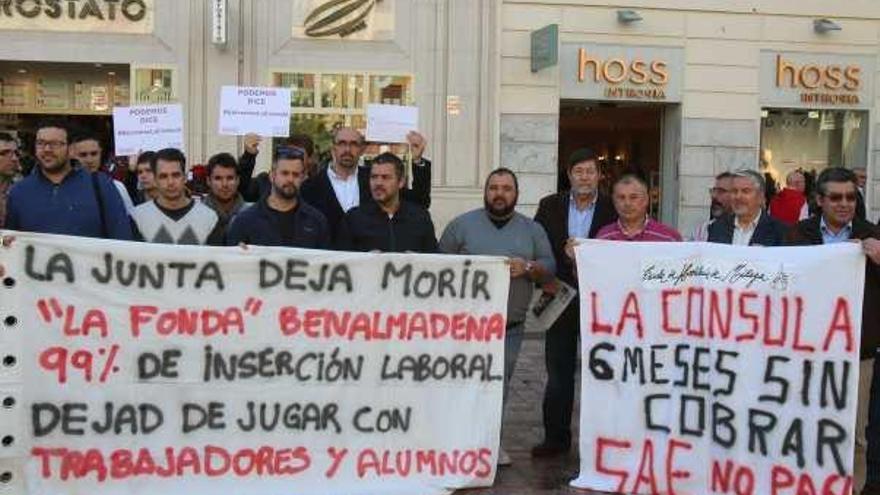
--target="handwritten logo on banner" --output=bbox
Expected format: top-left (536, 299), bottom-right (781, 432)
top-left (0, 232), bottom-right (509, 495)
top-left (572, 242), bottom-right (863, 495)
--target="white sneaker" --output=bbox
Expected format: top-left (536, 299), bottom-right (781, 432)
top-left (497, 449), bottom-right (512, 466)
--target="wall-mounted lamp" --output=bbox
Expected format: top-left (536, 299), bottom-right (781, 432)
top-left (813, 18), bottom-right (841, 34)
top-left (617, 10), bottom-right (643, 24)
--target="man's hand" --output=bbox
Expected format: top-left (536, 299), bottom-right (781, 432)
top-left (243, 134), bottom-right (262, 155)
top-left (564, 237), bottom-right (581, 260)
top-left (541, 279), bottom-right (560, 295)
top-left (406, 131), bottom-right (427, 162)
top-left (863, 238), bottom-right (880, 265)
top-left (508, 257), bottom-right (528, 278)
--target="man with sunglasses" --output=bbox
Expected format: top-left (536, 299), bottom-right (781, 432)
top-left (227, 147), bottom-right (330, 249)
top-left (4, 121), bottom-right (132, 239)
top-left (0, 132), bottom-right (21, 229)
top-left (300, 127), bottom-right (432, 241)
top-left (787, 167), bottom-right (880, 495)
top-left (70, 132), bottom-right (135, 213)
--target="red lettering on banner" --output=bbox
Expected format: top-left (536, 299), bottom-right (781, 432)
top-left (617, 292), bottom-right (644, 339)
top-left (632, 438), bottom-right (659, 494)
top-left (685, 287), bottom-right (705, 337)
top-left (595, 437), bottom-right (632, 492)
top-left (591, 292), bottom-right (614, 334)
top-left (771, 464), bottom-right (853, 495)
top-left (736, 292), bottom-right (759, 342)
top-left (661, 289), bottom-right (682, 334)
top-left (63, 307), bottom-right (109, 338)
top-left (664, 439), bottom-right (692, 495)
top-left (823, 298), bottom-right (854, 353)
top-left (594, 437), bottom-right (694, 493)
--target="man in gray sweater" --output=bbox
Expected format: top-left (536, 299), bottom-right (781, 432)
top-left (439, 167), bottom-right (555, 467)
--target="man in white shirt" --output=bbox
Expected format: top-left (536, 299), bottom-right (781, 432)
top-left (707, 169), bottom-right (788, 246)
top-left (300, 127), bottom-right (433, 242)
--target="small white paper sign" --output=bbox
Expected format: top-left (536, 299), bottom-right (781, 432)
top-left (365, 103), bottom-right (418, 143)
top-left (219, 86), bottom-right (291, 137)
top-left (113, 104), bottom-right (184, 156)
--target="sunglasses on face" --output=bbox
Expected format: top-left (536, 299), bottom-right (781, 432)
top-left (824, 192), bottom-right (858, 203)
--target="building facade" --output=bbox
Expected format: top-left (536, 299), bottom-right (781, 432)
top-left (0, 1), bottom-right (877, 231)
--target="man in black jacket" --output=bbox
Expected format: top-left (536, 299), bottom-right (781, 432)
top-left (337, 152), bottom-right (437, 253)
top-left (786, 167), bottom-right (880, 495)
top-left (300, 127), bottom-right (432, 241)
top-left (227, 148), bottom-right (330, 249)
top-left (531, 148), bottom-right (617, 458)
top-left (708, 169), bottom-right (788, 246)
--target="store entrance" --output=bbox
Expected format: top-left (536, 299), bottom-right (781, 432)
top-left (558, 100), bottom-right (665, 218)
top-left (0, 61), bottom-right (129, 174)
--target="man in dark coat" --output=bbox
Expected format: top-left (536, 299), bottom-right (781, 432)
top-left (708, 169), bottom-right (788, 246)
top-left (786, 167), bottom-right (880, 495)
top-left (531, 148), bottom-right (617, 457)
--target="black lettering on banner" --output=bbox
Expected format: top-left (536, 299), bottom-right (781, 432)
top-left (712, 402), bottom-right (736, 448)
top-left (25, 245), bottom-right (74, 283)
top-left (353, 407), bottom-right (412, 433)
top-left (137, 350), bottom-right (181, 380)
top-left (759, 355), bottom-right (790, 404)
top-left (32, 402), bottom-right (163, 436)
top-left (673, 344), bottom-right (689, 387)
top-left (713, 350), bottom-right (738, 397)
top-left (679, 395), bottom-right (705, 438)
top-left (691, 347), bottom-right (711, 391)
top-left (817, 418), bottom-right (847, 476)
top-left (259, 259), bottom-right (352, 292)
top-left (649, 345), bottom-right (669, 385)
top-left (380, 353), bottom-right (502, 382)
top-left (182, 402), bottom-right (226, 433)
top-left (588, 343), bottom-right (615, 381)
top-left (747, 408), bottom-right (777, 457)
top-left (622, 347), bottom-right (644, 384)
top-left (203, 346), bottom-right (366, 383)
top-left (820, 360), bottom-right (850, 411)
top-left (781, 418), bottom-right (805, 469)
top-left (644, 394), bottom-right (670, 433)
top-left (90, 403), bottom-right (163, 435)
top-left (32, 403), bottom-right (86, 437)
top-left (380, 260), bottom-right (491, 301)
top-left (801, 359), bottom-right (813, 406)
top-left (90, 254), bottom-right (224, 290)
top-left (236, 401), bottom-right (341, 433)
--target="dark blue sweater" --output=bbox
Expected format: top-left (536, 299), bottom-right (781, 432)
top-left (4, 166), bottom-right (133, 240)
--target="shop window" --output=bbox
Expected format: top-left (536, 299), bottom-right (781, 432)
top-left (271, 71), bottom-right (413, 162)
top-left (760, 108), bottom-right (868, 197)
top-left (133, 68), bottom-right (176, 104)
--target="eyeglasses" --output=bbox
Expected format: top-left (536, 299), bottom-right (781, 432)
top-left (0, 149), bottom-right (19, 158)
top-left (823, 192), bottom-right (858, 203)
top-left (35, 140), bottom-right (67, 149)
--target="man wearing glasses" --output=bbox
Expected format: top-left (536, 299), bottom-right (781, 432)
top-left (787, 167), bottom-right (880, 495)
top-left (300, 127), bottom-right (432, 240)
top-left (691, 171), bottom-right (734, 241)
top-left (3, 121), bottom-right (132, 240)
top-left (0, 132), bottom-right (21, 229)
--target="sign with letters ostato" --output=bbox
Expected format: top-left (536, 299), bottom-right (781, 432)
top-left (0, 232), bottom-right (508, 495)
top-left (219, 86), bottom-right (291, 137)
top-left (113, 104), bottom-right (184, 156)
top-left (571, 241), bottom-right (863, 495)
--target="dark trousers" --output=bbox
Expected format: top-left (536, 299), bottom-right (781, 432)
top-left (541, 299), bottom-right (579, 447)
top-left (867, 354), bottom-right (880, 485)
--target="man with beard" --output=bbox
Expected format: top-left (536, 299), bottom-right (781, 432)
top-left (202, 152), bottom-right (249, 231)
top-left (439, 168), bottom-right (555, 466)
top-left (227, 148), bottom-right (330, 248)
top-left (691, 171), bottom-right (734, 241)
top-left (785, 167), bottom-right (880, 495)
top-left (337, 152), bottom-right (437, 252)
top-left (70, 132), bottom-right (135, 213)
top-left (531, 148), bottom-right (616, 458)
top-left (131, 148), bottom-right (224, 245)
top-left (300, 127), bottom-right (432, 240)
top-left (4, 120), bottom-right (132, 239)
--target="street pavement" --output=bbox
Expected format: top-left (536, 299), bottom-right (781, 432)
top-left (457, 334), bottom-right (868, 495)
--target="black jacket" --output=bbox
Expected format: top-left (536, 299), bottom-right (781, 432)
top-left (337, 200), bottom-right (438, 253)
top-left (225, 198), bottom-right (331, 249)
top-left (237, 151), bottom-right (271, 202)
top-left (534, 192), bottom-right (617, 286)
top-left (300, 160), bottom-right (432, 240)
top-left (787, 216), bottom-right (880, 359)
top-left (707, 211), bottom-right (789, 246)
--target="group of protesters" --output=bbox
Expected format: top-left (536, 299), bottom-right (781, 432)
top-left (1, 119), bottom-right (879, 492)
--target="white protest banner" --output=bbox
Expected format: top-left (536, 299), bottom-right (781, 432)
top-left (219, 86), bottom-right (291, 137)
top-left (365, 104), bottom-right (418, 143)
top-left (112, 104), bottom-right (184, 156)
top-left (0, 232), bottom-right (508, 495)
top-left (572, 241), bottom-right (863, 495)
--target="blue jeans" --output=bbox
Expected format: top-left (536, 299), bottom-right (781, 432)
top-left (867, 354), bottom-right (880, 485)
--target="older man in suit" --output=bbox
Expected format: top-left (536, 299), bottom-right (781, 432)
top-left (531, 148), bottom-right (617, 458)
top-left (708, 169), bottom-right (788, 246)
top-left (300, 127), bottom-right (432, 242)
